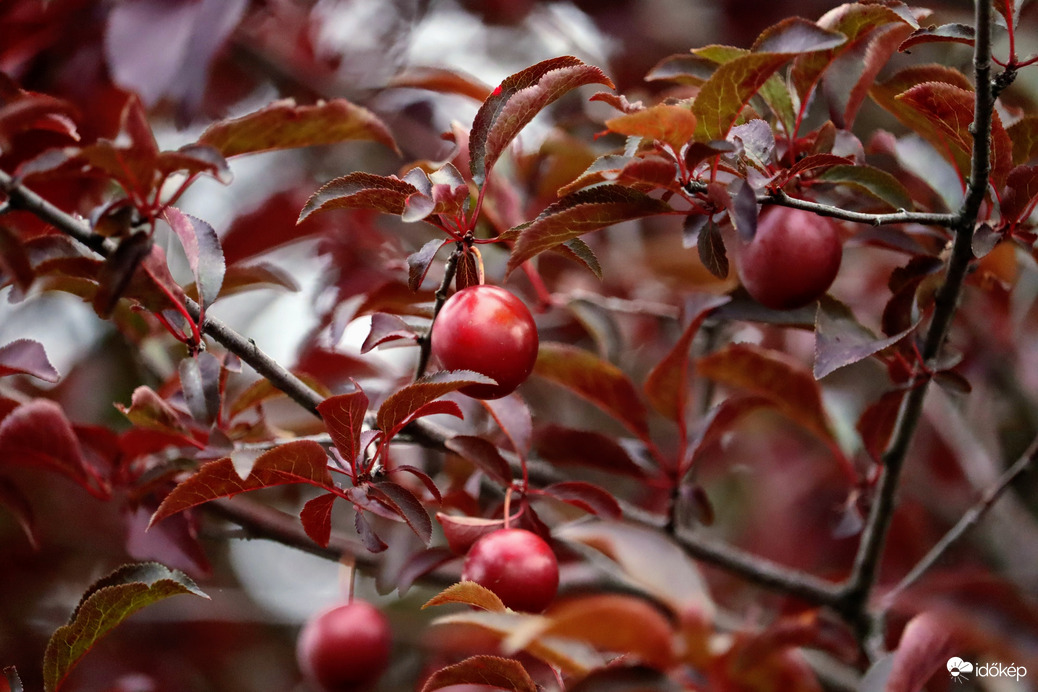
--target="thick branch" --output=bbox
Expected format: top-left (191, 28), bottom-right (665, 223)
top-left (840, 0), bottom-right (994, 631)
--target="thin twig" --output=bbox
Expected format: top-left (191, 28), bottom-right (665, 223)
top-left (414, 246), bottom-right (461, 379)
top-left (880, 434), bottom-right (1038, 609)
top-left (838, 0), bottom-right (994, 638)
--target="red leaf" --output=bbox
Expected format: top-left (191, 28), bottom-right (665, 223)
top-left (117, 386), bottom-right (190, 437)
top-left (644, 293), bottom-right (730, 424)
top-left (540, 481), bottom-right (621, 519)
top-left (445, 435), bottom-right (513, 486)
top-left (361, 313), bottom-right (418, 355)
top-left (422, 581), bottom-right (507, 613)
top-left (512, 594), bottom-right (676, 670)
top-left (470, 56), bottom-right (613, 185)
top-left (354, 510), bottom-right (388, 553)
top-left (317, 390), bottom-right (370, 464)
top-left (386, 66), bottom-right (493, 102)
top-left (149, 440), bottom-right (332, 527)
top-left (697, 343), bottom-right (849, 472)
top-left (0, 224), bottom-right (35, 293)
top-left (507, 184), bottom-right (671, 274)
top-left (190, 261), bottom-right (299, 300)
top-left (198, 98), bottom-right (398, 157)
top-left (1001, 165), bottom-right (1038, 224)
top-left (420, 655), bottom-right (537, 692)
top-left (682, 395), bottom-right (772, 473)
top-left (534, 342), bottom-right (650, 442)
top-left (605, 104), bottom-right (698, 152)
top-left (535, 425), bottom-right (645, 478)
top-left (396, 547), bottom-right (455, 594)
top-left (0, 400), bottom-right (107, 498)
top-left (300, 492), bottom-right (337, 548)
top-left (0, 339), bottom-right (60, 382)
top-left (0, 477), bottom-right (38, 549)
top-left (1008, 116), bottom-right (1038, 165)
top-left (367, 480), bottom-right (433, 544)
top-left (376, 370), bottom-right (492, 436)
top-left (857, 389), bottom-right (906, 464)
top-left (436, 513), bottom-right (505, 554)
top-left (693, 18), bottom-right (845, 141)
top-left (162, 207), bottom-right (224, 313)
top-left (298, 172), bottom-right (419, 222)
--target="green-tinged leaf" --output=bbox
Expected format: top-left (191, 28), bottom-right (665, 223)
top-left (507, 184), bottom-right (671, 272)
top-left (605, 104), bottom-right (697, 152)
top-left (899, 23), bottom-right (976, 51)
top-left (198, 98), bottom-right (398, 157)
top-left (503, 594), bottom-right (675, 670)
top-left (178, 352), bottom-right (221, 427)
top-left (534, 342), bottom-right (650, 441)
top-left (693, 18), bottom-right (845, 141)
top-left (148, 440), bottom-right (332, 527)
top-left (317, 390), bottom-right (369, 464)
top-left (816, 164), bottom-right (914, 211)
top-left (644, 294), bottom-right (730, 424)
top-left (470, 56), bottom-right (613, 185)
top-left (814, 298), bottom-right (917, 379)
top-left (1008, 116), bottom-right (1038, 165)
top-left (43, 562), bottom-right (207, 692)
top-left (790, 3), bottom-right (915, 129)
top-left (300, 492), bottom-right (337, 548)
top-left (697, 343), bottom-right (844, 458)
top-left (691, 46), bottom-right (796, 137)
top-left (558, 156), bottom-right (680, 198)
top-left (540, 481), bottom-right (621, 518)
top-left (445, 435), bottom-right (512, 486)
top-left (557, 238), bottom-right (602, 278)
top-left (420, 655), bottom-right (537, 692)
top-left (376, 370), bottom-right (494, 436)
top-left (0, 339), bottom-right (60, 382)
top-left (422, 580), bottom-right (507, 612)
top-left (162, 208), bottom-right (224, 313)
top-left (0, 400), bottom-right (107, 498)
top-left (556, 521), bottom-right (713, 614)
top-left (367, 481), bottom-right (432, 544)
top-left (645, 53), bottom-right (717, 86)
top-left (298, 172), bottom-right (419, 222)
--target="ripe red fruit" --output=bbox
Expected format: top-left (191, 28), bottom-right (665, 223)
top-left (737, 206), bottom-right (843, 310)
top-left (296, 600), bottom-right (391, 692)
top-left (462, 528), bottom-right (559, 613)
top-left (430, 284), bottom-right (539, 399)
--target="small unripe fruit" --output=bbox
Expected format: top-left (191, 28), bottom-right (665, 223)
top-left (462, 528), bottom-right (558, 612)
top-left (431, 285), bottom-right (539, 399)
top-left (296, 600), bottom-right (391, 691)
top-left (738, 206), bottom-right (843, 310)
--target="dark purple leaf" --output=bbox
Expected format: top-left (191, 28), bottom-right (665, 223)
top-left (368, 481), bottom-right (432, 544)
top-left (536, 425), bottom-right (645, 478)
top-left (407, 238), bottom-right (446, 291)
top-left (814, 298), bottom-right (917, 379)
top-left (697, 218), bottom-right (729, 279)
top-left (445, 435), bottom-right (513, 486)
top-left (481, 394), bottom-right (533, 456)
top-left (163, 207), bottom-right (225, 313)
top-left (361, 313), bottom-right (418, 354)
top-left (396, 547), bottom-right (455, 594)
top-left (0, 477), bottom-right (38, 549)
top-left (178, 352), bottom-right (222, 426)
top-left (0, 339), bottom-right (60, 382)
top-left (298, 172), bottom-right (419, 222)
top-left (354, 510), bottom-right (387, 553)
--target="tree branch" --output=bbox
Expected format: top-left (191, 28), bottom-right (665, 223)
top-left (838, 0), bottom-right (994, 637)
top-left (880, 433), bottom-right (1038, 609)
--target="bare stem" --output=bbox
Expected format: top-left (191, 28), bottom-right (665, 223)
top-left (881, 434), bottom-right (1038, 610)
top-left (838, 0), bottom-right (994, 638)
top-left (413, 246), bottom-right (462, 379)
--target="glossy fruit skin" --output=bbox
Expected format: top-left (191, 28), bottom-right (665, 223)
top-left (738, 206), bottom-right (843, 310)
top-left (462, 528), bottom-right (559, 613)
top-left (296, 600), bottom-right (391, 692)
top-left (430, 285), bottom-right (539, 399)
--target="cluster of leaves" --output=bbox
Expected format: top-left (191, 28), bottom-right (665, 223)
top-left (2, 0), bottom-right (1038, 690)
